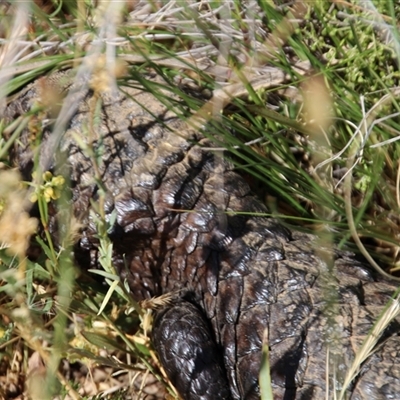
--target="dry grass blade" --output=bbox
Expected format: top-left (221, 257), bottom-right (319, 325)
top-left (339, 290), bottom-right (400, 400)
top-left (259, 328), bottom-right (273, 400)
top-left (343, 90), bottom-right (400, 281)
top-left (0, 2), bottom-right (29, 112)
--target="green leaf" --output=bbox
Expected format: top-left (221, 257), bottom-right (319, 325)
top-left (97, 279), bottom-right (120, 315)
top-left (25, 268), bottom-right (33, 300)
top-left (35, 236), bottom-right (55, 266)
top-left (81, 330), bottom-right (127, 353)
top-left (87, 269), bottom-right (120, 281)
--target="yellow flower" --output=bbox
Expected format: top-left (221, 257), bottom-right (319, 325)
top-left (52, 175), bottom-right (65, 187)
top-left (43, 187), bottom-right (55, 202)
top-left (43, 171), bottom-right (53, 182)
top-left (29, 172), bottom-right (66, 203)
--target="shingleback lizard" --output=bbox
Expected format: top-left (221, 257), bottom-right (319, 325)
top-left (4, 71), bottom-right (400, 400)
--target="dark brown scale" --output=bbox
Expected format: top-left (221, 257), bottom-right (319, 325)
top-left (5, 72), bottom-right (400, 400)
top-left (153, 299), bottom-right (232, 400)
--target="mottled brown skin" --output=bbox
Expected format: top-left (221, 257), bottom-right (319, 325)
top-left (5, 74), bottom-right (400, 399)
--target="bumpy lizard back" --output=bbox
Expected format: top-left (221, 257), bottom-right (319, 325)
top-left (5, 73), bottom-right (400, 400)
